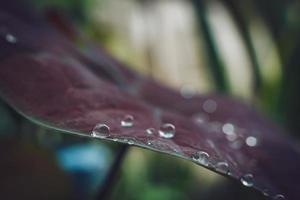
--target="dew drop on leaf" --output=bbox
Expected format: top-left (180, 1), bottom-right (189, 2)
top-left (222, 123), bottom-right (235, 135)
top-left (91, 123), bottom-right (110, 138)
top-left (159, 123), bottom-right (175, 139)
top-left (146, 128), bottom-right (155, 136)
top-left (5, 33), bottom-right (17, 43)
top-left (245, 136), bottom-right (258, 147)
top-left (127, 139), bottom-right (134, 145)
top-left (216, 161), bottom-right (229, 174)
top-left (262, 189), bottom-right (270, 197)
top-left (191, 151), bottom-right (210, 166)
top-left (121, 114), bottom-right (134, 128)
top-left (203, 99), bottom-right (217, 113)
top-left (240, 173), bottom-right (254, 187)
top-left (273, 194), bottom-right (285, 200)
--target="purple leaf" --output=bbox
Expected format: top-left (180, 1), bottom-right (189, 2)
top-left (0, 1), bottom-right (299, 199)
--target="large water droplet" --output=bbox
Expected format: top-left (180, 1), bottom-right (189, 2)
top-left (91, 123), bottom-right (110, 138)
top-left (216, 161), bottom-right (229, 174)
top-left (191, 151), bottom-right (210, 166)
top-left (262, 189), bottom-right (270, 197)
top-left (273, 194), bottom-right (285, 200)
top-left (121, 115), bottom-right (134, 128)
top-left (5, 33), bottom-right (17, 43)
top-left (159, 123), bottom-right (175, 139)
top-left (245, 136), bottom-right (258, 147)
top-left (203, 99), bottom-right (217, 113)
top-left (240, 174), bottom-right (254, 187)
top-left (146, 128), bottom-right (155, 136)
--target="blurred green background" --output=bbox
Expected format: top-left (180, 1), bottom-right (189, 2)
top-left (1, 0), bottom-right (300, 199)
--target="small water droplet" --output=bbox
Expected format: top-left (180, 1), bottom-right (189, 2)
top-left (5, 33), bottom-right (17, 43)
top-left (180, 85), bottom-right (196, 99)
top-left (240, 174), bottom-right (254, 187)
top-left (203, 99), bottom-right (217, 113)
top-left (245, 136), bottom-right (258, 147)
top-left (127, 139), bottom-right (134, 145)
top-left (262, 189), bottom-right (270, 197)
top-left (146, 128), bottom-right (155, 135)
top-left (273, 194), bottom-right (285, 200)
top-left (159, 123), bottom-right (175, 139)
top-left (91, 123), bottom-right (110, 138)
top-left (222, 123), bottom-right (235, 135)
top-left (121, 115), bottom-right (134, 127)
top-left (216, 161), bottom-right (229, 174)
top-left (147, 141), bottom-right (153, 146)
top-left (191, 151), bottom-right (210, 166)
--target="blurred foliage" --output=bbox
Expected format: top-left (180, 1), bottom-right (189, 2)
top-left (31, 0), bottom-right (96, 22)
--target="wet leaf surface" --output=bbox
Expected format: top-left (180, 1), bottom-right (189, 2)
top-left (0, 1), bottom-right (299, 199)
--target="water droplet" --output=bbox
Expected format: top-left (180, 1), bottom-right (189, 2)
top-left (146, 128), bottom-right (155, 135)
top-left (216, 161), bottom-right (229, 174)
top-left (191, 151), bottom-right (210, 166)
top-left (245, 136), bottom-right (258, 147)
top-left (222, 123), bottom-right (235, 135)
top-left (203, 99), bottom-right (217, 113)
top-left (5, 33), bottom-right (17, 43)
top-left (180, 85), bottom-right (196, 99)
top-left (159, 123), bottom-right (175, 139)
top-left (127, 139), bottom-right (134, 145)
top-left (121, 115), bottom-right (134, 127)
top-left (91, 123), bottom-right (110, 138)
top-left (262, 189), bottom-right (270, 197)
top-left (240, 174), bottom-right (254, 187)
top-left (273, 194), bottom-right (285, 200)
top-left (147, 141), bottom-right (153, 146)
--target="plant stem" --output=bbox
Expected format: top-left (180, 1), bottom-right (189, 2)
top-left (192, 0), bottom-right (229, 93)
top-left (95, 144), bottom-right (129, 200)
top-left (223, 0), bottom-right (262, 97)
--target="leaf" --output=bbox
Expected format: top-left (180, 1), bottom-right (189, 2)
top-left (0, 1), bottom-right (299, 199)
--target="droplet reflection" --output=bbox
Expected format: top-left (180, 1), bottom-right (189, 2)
top-left (191, 151), bottom-right (210, 166)
top-left (245, 136), bottom-right (258, 147)
top-left (159, 123), bottom-right (176, 139)
top-left (121, 115), bottom-right (134, 127)
top-left (91, 123), bottom-right (110, 138)
top-left (240, 173), bottom-right (254, 187)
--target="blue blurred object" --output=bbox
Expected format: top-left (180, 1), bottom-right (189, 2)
top-left (56, 143), bottom-right (112, 199)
